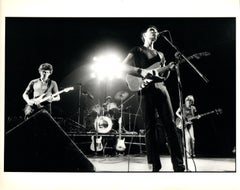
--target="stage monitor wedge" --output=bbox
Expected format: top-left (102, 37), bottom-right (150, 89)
top-left (5, 109), bottom-right (95, 172)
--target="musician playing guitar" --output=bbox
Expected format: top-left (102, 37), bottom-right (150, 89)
top-left (122, 25), bottom-right (185, 172)
top-left (23, 63), bottom-right (60, 119)
top-left (176, 95), bottom-right (197, 158)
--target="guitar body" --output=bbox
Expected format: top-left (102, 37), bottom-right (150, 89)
top-left (115, 116), bottom-right (126, 152)
top-left (126, 62), bottom-right (164, 92)
top-left (176, 117), bottom-right (183, 130)
top-left (126, 75), bottom-right (143, 92)
top-left (175, 117), bottom-right (192, 130)
top-left (23, 87), bottom-right (74, 118)
top-left (90, 136), bottom-right (103, 152)
top-left (126, 52), bottom-right (210, 92)
top-left (116, 138), bottom-right (126, 152)
top-left (175, 108), bottom-right (222, 130)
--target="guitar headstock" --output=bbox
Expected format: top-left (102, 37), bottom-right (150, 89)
top-left (215, 108), bottom-right (223, 115)
top-left (64, 87), bottom-right (74, 92)
top-left (192, 52), bottom-right (211, 59)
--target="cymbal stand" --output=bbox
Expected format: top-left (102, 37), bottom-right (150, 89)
top-left (160, 32), bottom-right (209, 172)
top-left (128, 108), bottom-right (131, 132)
top-left (120, 94), bottom-right (135, 107)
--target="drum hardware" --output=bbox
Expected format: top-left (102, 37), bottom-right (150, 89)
top-left (122, 112), bottom-right (140, 116)
top-left (66, 118), bottom-right (87, 129)
top-left (94, 116), bottom-right (113, 134)
top-left (114, 91), bottom-right (129, 101)
top-left (91, 104), bottom-right (103, 116)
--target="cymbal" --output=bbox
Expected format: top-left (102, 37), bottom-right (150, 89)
top-left (114, 91), bottom-right (129, 101)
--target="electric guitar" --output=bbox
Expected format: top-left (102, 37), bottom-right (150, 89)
top-left (24, 87), bottom-right (74, 117)
top-left (115, 105), bottom-right (126, 151)
top-left (90, 116), bottom-right (103, 152)
top-left (126, 52), bottom-right (210, 92)
top-left (176, 108), bottom-right (222, 129)
top-left (90, 136), bottom-right (103, 152)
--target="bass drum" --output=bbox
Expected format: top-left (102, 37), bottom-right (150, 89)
top-left (94, 116), bottom-right (113, 133)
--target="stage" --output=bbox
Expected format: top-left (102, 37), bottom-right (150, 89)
top-left (67, 131), bottom-right (235, 172)
top-left (87, 154), bottom-right (235, 172)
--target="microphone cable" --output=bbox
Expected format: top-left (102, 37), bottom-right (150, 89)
top-left (126, 90), bottom-right (143, 172)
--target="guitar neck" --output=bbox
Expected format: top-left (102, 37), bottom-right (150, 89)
top-left (189, 110), bottom-right (216, 121)
top-left (118, 119), bottom-right (122, 139)
top-left (199, 111), bottom-right (215, 118)
top-left (155, 63), bottom-right (172, 75)
top-left (40, 87), bottom-right (73, 103)
top-left (156, 52), bottom-right (209, 75)
top-left (40, 89), bottom-right (64, 103)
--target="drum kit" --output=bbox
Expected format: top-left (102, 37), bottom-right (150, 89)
top-left (87, 91), bottom-right (131, 134)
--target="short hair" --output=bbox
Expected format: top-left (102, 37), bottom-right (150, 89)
top-left (38, 63), bottom-right (53, 74)
top-left (105, 96), bottom-right (112, 100)
top-left (185, 95), bottom-right (194, 103)
top-left (141, 25), bottom-right (159, 42)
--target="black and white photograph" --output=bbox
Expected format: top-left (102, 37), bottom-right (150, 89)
top-left (0, 0), bottom-right (239, 190)
top-left (4, 17), bottom-right (236, 173)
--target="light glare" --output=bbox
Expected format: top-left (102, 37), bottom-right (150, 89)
top-left (90, 53), bottom-right (125, 81)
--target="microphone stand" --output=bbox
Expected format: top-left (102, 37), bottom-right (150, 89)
top-left (160, 33), bottom-right (209, 172)
top-left (77, 83), bottom-right (82, 125)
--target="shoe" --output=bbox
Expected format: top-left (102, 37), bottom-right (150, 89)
top-left (152, 163), bottom-right (162, 172)
top-left (174, 165), bottom-right (185, 172)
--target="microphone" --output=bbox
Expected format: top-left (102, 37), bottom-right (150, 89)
top-left (157, 30), bottom-right (168, 37)
top-left (88, 94), bottom-right (94, 100)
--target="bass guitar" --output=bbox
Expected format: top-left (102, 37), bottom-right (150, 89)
top-left (90, 115), bottom-right (103, 152)
top-left (24, 87), bottom-right (74, 117)
top-left (115, 104), bottom-right (126, 152)
top-left (90, 136), bottom-right (103, 152)
top-left (126, 52), bottom-right (210, 92)
top-left (176, 108), bottom-right (222, 129)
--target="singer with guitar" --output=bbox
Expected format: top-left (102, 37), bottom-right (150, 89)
top-left (23, 63), bottom-right (60, 119)
top-left (176, 95), bottom-right (197, 158)
top-left (122, 25), bottom-right (185, 172)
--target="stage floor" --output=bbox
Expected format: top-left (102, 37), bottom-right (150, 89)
top-left (87, 154), bottom-right (235, 172)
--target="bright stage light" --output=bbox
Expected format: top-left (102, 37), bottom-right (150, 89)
top-left (90, 72), bottom-right (96, 79)
top-left (90, 53), bottom-right (126, 81)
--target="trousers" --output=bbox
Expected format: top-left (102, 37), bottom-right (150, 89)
top-left (140, 84), bottom-right (185, 171)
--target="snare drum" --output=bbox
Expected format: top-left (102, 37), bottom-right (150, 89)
top-left (94, 116), bottom-right (113, 133)
top-left (107, 103), bottom-right (119, 119)
top-left (106, 102), bottom-right (117, 111)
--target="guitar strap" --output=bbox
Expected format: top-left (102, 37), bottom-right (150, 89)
top-left (41, 79), bottom-right (52, 97)
top-left (156, 52), bottom-right (165, 67)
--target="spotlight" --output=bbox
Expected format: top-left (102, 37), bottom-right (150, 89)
top-left (90, 52), bottom-right (125, 81)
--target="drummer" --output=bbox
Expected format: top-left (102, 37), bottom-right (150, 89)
top-left (102, 96), bottom-right (117, 117)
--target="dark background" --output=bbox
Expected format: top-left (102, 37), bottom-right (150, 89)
top-left (5, 17), bottom-right (236, 157)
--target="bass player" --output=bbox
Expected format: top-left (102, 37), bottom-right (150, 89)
top-left (176, 95), bottom-right (197, 158)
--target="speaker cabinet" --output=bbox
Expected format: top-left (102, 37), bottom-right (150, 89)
top-left (5, 109), bottom-right (95, 172)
